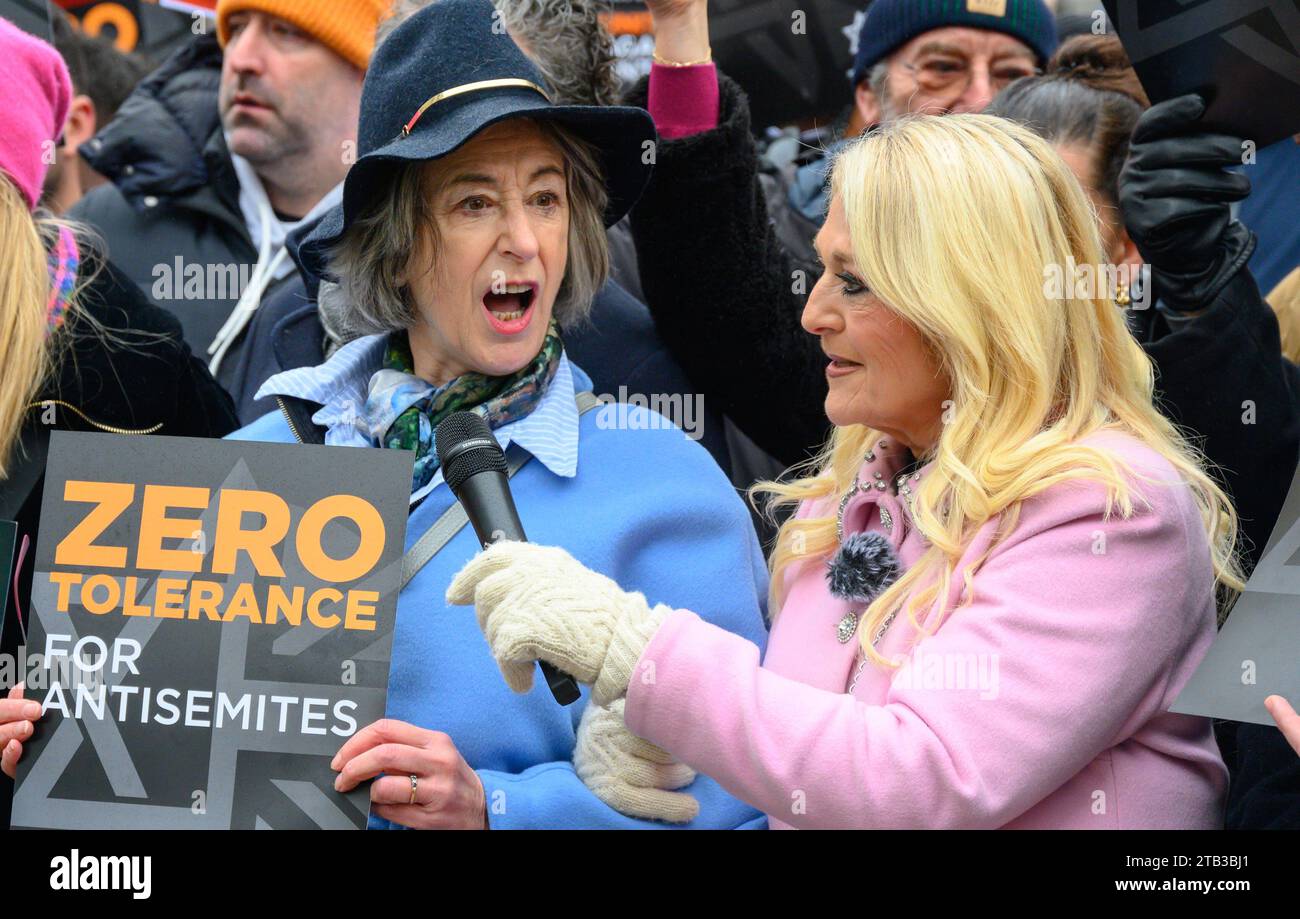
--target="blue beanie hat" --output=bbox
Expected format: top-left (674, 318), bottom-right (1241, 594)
top-left (850, 0), bottom-right (1058, 87)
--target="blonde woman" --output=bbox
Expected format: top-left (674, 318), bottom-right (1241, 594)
top-left (448, 114), bottom-right (1243, 829)
top-left (0, 20), bottom-right (236, 807)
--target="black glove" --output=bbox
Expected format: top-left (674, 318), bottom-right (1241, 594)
top-left (1119, 94), bottom-right (1256, 312)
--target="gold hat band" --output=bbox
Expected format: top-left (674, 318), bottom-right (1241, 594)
top-left (402, 78), bottom-right (552, 137)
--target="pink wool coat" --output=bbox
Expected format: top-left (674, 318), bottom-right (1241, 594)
top-left (624, 431), bottom-right (1228, 829)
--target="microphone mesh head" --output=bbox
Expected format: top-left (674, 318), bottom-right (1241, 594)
top-left (436, 411), bottom-right (507, 492)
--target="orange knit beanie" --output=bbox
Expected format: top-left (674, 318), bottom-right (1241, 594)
top-left (216, 0), bottom-right (392, 71)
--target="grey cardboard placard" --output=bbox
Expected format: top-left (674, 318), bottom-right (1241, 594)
top-left (1171, 461), bottom-right (1300, 725)
top-left (11, 432), bottom-right (413, 829)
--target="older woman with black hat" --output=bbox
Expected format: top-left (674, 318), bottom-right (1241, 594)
top-left (226, 0), bottom-right (767, 829)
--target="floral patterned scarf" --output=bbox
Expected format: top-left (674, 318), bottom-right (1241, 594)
top-left (365, 319), bottom-right (564, 493)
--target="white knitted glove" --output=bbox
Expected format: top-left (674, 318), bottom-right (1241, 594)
top-left (575, 698), bottom-right (699, 824)
top-left (446, 542), bottom-right (669, 704)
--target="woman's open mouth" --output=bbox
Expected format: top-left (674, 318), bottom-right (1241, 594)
top-left (826, 353), bottom-right (862, 378)
top-left (482, 282), bottom-right (538, 335)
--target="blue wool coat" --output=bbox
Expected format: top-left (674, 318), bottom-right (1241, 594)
top-left (229, 360), bottom-right (769, 829)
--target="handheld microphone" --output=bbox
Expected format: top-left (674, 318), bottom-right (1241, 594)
top-left (435, 411), bottom-right (582, 706)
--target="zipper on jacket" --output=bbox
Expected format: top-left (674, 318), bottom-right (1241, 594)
top-left (26, 400), bottom-right (163, 435)
top-left (276, 396), bottom-right (305, 443)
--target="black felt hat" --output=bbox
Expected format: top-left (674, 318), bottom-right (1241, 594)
top-left (298, 0), bottom-right (656, 278)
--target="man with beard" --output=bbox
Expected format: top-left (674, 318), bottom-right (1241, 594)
top-left (71, 0), bottom-right (391, 393)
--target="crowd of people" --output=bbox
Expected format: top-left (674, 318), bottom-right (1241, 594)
top-left (1, 0), bottom-right (1297, 830)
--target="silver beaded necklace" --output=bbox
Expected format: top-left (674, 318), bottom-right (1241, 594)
top-left (833, 441), bottom-right (910, 693)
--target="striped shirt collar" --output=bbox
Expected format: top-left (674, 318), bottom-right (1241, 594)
top-left (255, 333), bottom-right (584, 503)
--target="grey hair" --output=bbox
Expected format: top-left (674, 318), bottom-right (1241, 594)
top-left (868, 61), bottom-right (899, 123)
top-left (868, 61), bottom-right (890, 102)
top-left (378, 0), bottom-right (619, 107)
top-left (326, 118), bottom-right (610, 337)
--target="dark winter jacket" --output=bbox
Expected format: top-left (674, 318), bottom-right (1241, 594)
top-left (0, 250), bottom-right (239, 829)
top-left (626, 71), bottom-right (1300, 827)
top-left (69, 35), bottom-right (294, 393)
top-left (1128, 270), bottom-right (1300, 569)
top-left (606, 217), bottom-right (646, 306)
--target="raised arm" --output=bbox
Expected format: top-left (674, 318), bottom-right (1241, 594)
top-left (624, 1), bottom-right (830, 465)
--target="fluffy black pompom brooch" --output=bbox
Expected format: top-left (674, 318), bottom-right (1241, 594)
top-left (826, 531), bottom-right (901, 604)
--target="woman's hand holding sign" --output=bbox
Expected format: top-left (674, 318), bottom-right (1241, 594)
top-left (1, 684), bottom-right (41, 780)
top-left (330, 719), bottom-right (488, 829)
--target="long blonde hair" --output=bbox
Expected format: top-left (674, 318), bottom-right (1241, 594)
top-left (754, 115), bottom-right (1243, 665)
top-left (0, 177), bottom-right (54, 478)
top-left (1266, 267), bottom-right (1300, 364)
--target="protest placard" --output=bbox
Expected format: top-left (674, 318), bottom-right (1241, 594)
top-left (11, 432), bottom-right (413, 829)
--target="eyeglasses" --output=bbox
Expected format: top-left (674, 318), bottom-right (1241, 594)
top-left (899, 57), bottom-right (1041, 98)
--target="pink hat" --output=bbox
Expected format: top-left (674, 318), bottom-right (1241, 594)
top-left (0, 16), bottom-right (73, 211)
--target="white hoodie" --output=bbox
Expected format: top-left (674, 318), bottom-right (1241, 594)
top-left (206, 150), bottom-right (344, 376)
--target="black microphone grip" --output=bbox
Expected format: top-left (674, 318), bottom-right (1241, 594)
top-left (454, 472), bottom-right (583, 706)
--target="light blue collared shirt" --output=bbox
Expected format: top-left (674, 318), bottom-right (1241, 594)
top-left (254, 333), bottom-right (581, 505)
